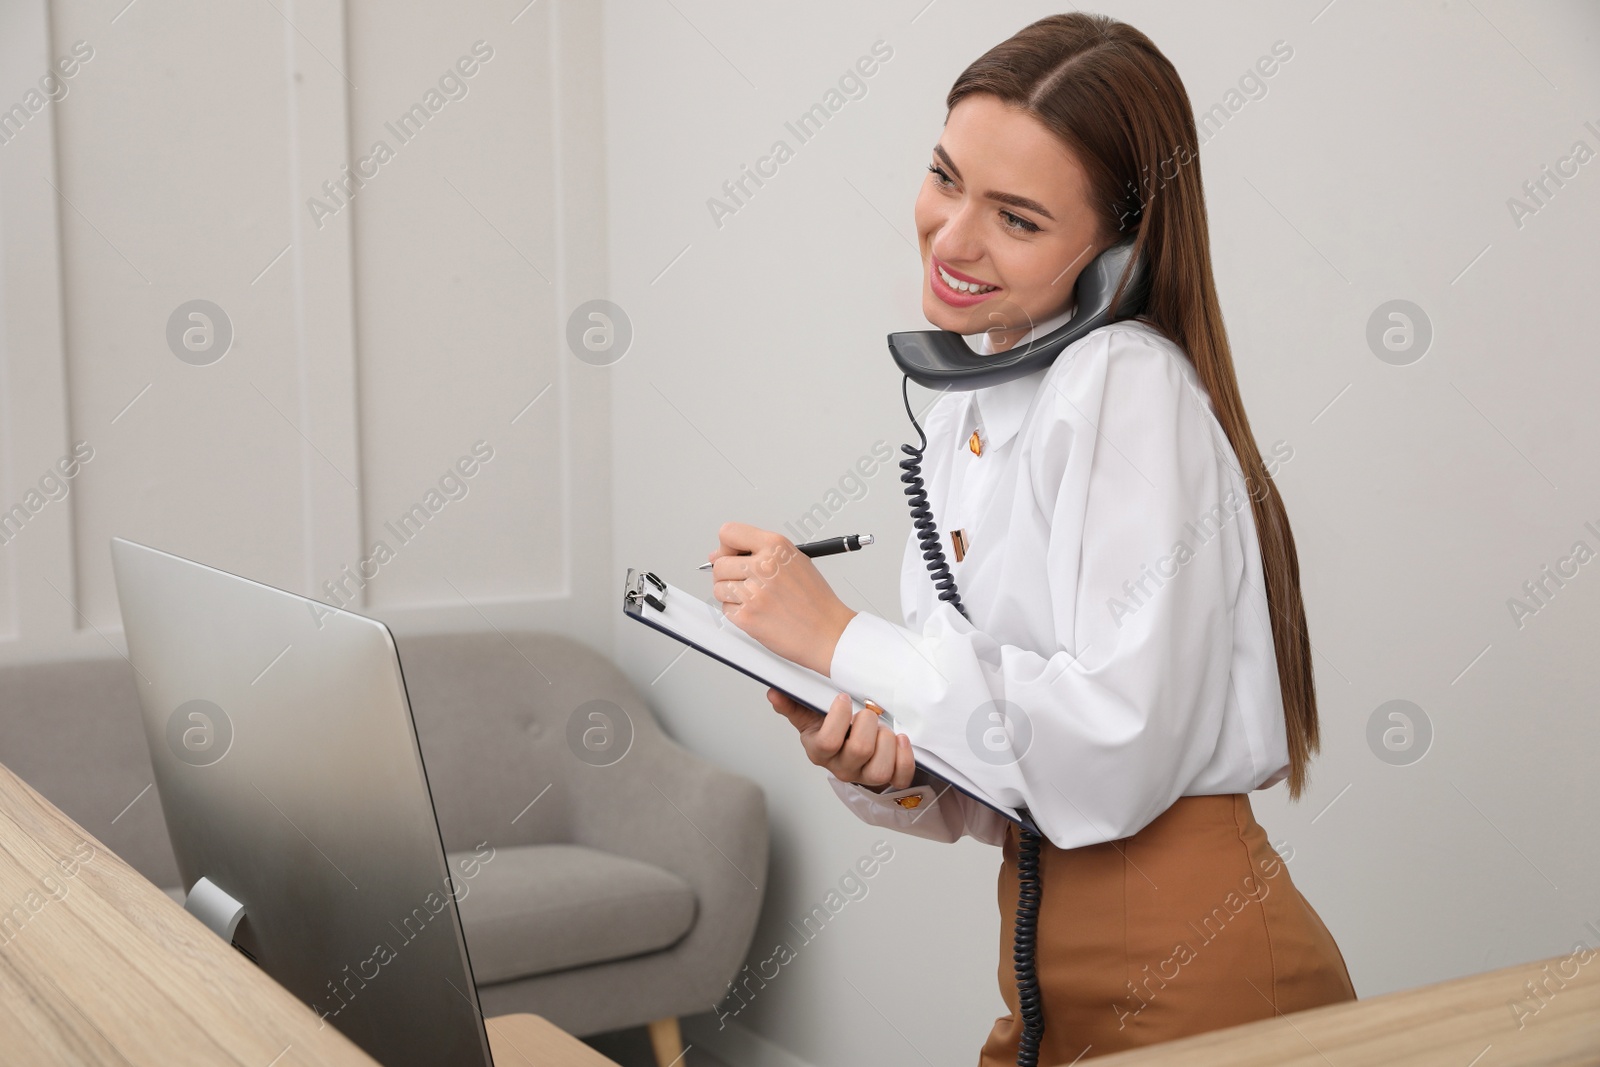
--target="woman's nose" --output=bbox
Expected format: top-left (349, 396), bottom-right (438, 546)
top-left (930, 202), bottom-right (986, 265)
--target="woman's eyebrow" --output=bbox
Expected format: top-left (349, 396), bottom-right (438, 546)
top-left (932, 143), bottom-right (1056, 222)
top-left (987, 190), bottom-right (1055, 222)
top-left (933, 143), bottom-right (963, 180)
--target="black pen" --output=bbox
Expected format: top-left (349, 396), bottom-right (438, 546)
top-left (698, 533), bottom-right (875, 571)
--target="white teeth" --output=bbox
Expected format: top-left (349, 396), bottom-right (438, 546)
top-left (938, 265), bottom-right (996, 294)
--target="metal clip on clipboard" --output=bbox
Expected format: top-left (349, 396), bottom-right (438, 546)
top-left (624, 570), bottom-right (667, 613)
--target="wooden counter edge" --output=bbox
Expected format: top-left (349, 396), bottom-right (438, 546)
top-left (1089, 949), bottom-right (1600, 1066)
top-left (485, 1013), bottom-right (621, 1066)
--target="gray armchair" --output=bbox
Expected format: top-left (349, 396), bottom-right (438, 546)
top-left (395, 630), bottom-right (769, 1059)
top-left (0, 630), bottom-right (768, 1066)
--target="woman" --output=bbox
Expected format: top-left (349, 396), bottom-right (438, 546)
top-left (707, 12), bottom-right (1356, 1063)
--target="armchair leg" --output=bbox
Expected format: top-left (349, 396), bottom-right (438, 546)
top-left (647, 1016), bottom-right (685, 1066)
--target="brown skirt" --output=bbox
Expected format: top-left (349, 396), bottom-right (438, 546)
top-left (978, 793), bottom-right (1355, 1064)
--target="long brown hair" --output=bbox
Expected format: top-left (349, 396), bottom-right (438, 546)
top-left (950, 13), bottom-right (1322, 799)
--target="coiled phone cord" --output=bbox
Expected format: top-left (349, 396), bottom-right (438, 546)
top-left (899, 375), bottom-right (1046, 1067)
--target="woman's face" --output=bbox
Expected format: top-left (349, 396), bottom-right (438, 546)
top-left (915, 93), bottom-right (1108, 350)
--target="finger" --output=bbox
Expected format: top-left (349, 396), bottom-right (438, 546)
top-left (711, 579), bottom-right (745, 605)
top-left (707, 535), bottom-right (742, 565)
top-left (808, 692), bottom-right (854, 760)
top-left (718, 521), bottom-right (776, 555)
top-left (841, 702), bottom-right (881, 769)
top-left (890, 733), bottom-right (916, 791)
top-left (858, 722), bottom-right (898, 786)
top-left (710, 554), bottom-right (753, 581)
top-left (767, 690), bottom-right (816, 733)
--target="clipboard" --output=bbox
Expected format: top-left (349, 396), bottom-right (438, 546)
top-left (622, 568), bottom-right (1037, 833)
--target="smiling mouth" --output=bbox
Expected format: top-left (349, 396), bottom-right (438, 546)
top-left (936, 264), bottom-right (998, 294)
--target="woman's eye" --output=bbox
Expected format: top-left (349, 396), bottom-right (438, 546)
top-left (927, 163), bottom-right (954, 187)
top-left (1000, 210), bottom-right (1040, 234)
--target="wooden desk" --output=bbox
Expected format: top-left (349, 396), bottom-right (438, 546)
top-left (1094, 949), bottom-right (1600, 1066)
top-left (0, 759), bottom-right (615, 1066)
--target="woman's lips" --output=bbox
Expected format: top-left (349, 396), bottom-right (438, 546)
top-left (929, 256), bottom-right (1002, 308)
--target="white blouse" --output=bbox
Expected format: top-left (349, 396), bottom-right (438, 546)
top-left (825, 313), bottom-right (1290, 851)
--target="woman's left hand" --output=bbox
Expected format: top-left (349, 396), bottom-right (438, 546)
top-left (708, 521), bottom-right (858, 676)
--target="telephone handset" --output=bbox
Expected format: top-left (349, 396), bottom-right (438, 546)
top-left (888, 235), bottom-right (1151, 390)
top-left (885, 235), bottom-right (1150, 1067)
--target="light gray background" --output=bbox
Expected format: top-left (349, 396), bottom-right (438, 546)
top-left (2, 2), bottom-right (1597, 1065)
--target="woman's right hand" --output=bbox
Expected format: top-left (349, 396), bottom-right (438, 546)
top-left (767, 689), bottom-right (916, 791)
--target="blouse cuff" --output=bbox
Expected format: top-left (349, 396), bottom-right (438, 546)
top-left (828, 611), bottom-right (930, 720)
top-left (825, 776), bottom-right (964, 843)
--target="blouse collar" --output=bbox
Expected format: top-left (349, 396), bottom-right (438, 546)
top-left (959, 303), bottom-right (1076, 451)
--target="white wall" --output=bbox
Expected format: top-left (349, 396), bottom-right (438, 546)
top-left (0, 0), bottom-right (611, 667)
top-left (603, 2), bottom-right (1600, 1064)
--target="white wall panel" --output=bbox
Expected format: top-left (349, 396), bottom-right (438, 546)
top-left (0, 0), bottom-right (611, 665)
top-left (47, 0), bottom-right (361, 637)
top-left (344, 2), bottom-right (565, 610)
top-left (0, 0), bottom-right (77, 646)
